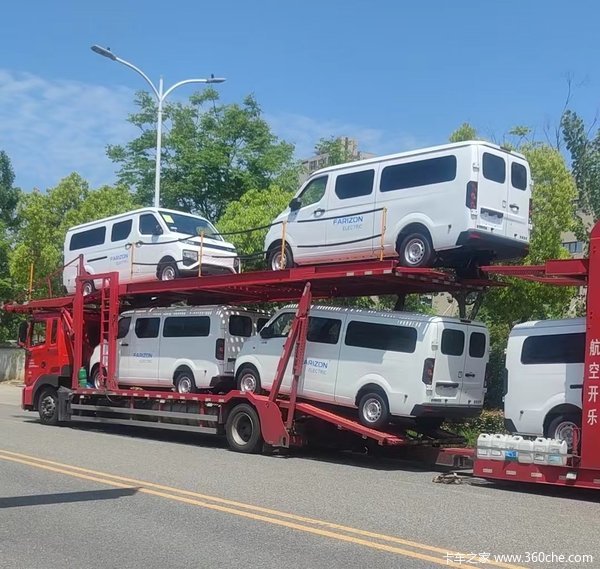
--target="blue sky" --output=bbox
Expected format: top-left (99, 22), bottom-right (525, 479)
top-left (1, 0), bottom-right (599, 192)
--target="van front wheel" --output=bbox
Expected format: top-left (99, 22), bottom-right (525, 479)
top-left (398, 232), bottom-right (433, 268)
top-left (267, 244), bottom-right (294, 271)
top-left (358, 391), bottom-right (390, 429)
top-left (158, 262), bottom-right (179, 281)
top-left (546, 414), bottom-right (581, 451)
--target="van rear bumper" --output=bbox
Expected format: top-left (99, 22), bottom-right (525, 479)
top-left (410, 403), bottom-right (482, 419)
top-left (454, 230), bottom-right (529, 261)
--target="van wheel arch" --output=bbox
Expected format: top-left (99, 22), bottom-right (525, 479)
top-left (355, 383), bottom-right (388, 407)
top-left (544, 405), bottom-right (581, 434)
top-left (396, 223), bottom-right (434, 268)
top-left (157, 256), bottom-right (179, 281)
top-left (174, 366), bottom-right (197, 394)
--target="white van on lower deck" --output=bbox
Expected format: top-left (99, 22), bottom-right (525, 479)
top-left (265, 141), bottom-right (531, 271)
top-left (504, 318), bottom-right (585, 447)
top-left (64, 208), bottom-right (240, 294)
top-left (235, 306), bottom-right (489, 428)
top-left (89, 306), bottom-right (270, 393)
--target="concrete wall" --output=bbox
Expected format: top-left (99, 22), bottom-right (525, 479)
top-left (0, 345), bottom-right (25, 382)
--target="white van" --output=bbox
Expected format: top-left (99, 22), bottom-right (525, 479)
top-left (264, 141), bottom-right (531, 270)
top-left (89, 306), bottom-right (270, 393)
top-left (64, 207), bottom-right (239, 294)
top-left (235, 306), bottom-right (489, 428)
top-left (504, 318), bottom-right (584, 447)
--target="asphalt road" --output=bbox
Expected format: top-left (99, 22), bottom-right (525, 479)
top-left (1, 384), bottom-right (598, 569)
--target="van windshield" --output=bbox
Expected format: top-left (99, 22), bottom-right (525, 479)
top-left (159, 211), bottom-right (222, 241)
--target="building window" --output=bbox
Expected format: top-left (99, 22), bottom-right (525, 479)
top-left (562, 241), bottom-right (584, 255)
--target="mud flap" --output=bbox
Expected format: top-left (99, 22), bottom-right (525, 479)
top-left (57, 387), bottom-right (73, 422)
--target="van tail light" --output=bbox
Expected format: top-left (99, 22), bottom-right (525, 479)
top-left (484, 364), bottom-right (490, 389)
top-left (215, 338), bottom-right (225, 361)
top-left (466, 181), bottom-right (478, 210)
top-left (422, 358), bottom-right (435, 385)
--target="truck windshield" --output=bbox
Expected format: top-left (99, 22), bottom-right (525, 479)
top-left (159, 211), bottom-right (222, 241)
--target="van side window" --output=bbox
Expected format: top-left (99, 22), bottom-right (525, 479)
top-left (257, 317), bottom-right (269, 332)
top-left (265, 312), bottom-right (294, 338)
top-left (139, 214), bottom-right (161, 236)
top-left (441, 329), bottom-right (465, 356)
top-left (345, 321), bottom-right (417, 353)
top-left (298, 177), bottom-right (327, 208)
top-left (117, 317), bottom-right (132, 339)
top-left (335, 170), bottom-right (375, 200)
top-left (135, 317), bottom-right (160, 339)
top-left (69, 227), bottom-right (106, 251)
top-left (511, 163), bottom-right (527, 191)
top-left (521, 333), bottom-right (585, 365)
top-left (469, 332), bottom-right (486, 358)
top-left (482, 153), bottom-right (506, 184)
top-left (163, 316), bottom-right (210, 338)
top-left (307, 317), bottom-right (341, 345)
top-left (229, 315), bottom-right (253, 337)
top-left (112, 219), bottom-right (133, 242)
top-left (380, 155), bottom-right (456, 192)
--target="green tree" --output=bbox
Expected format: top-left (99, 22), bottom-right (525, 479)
top-left (449, 123), bottom-right (479, 143)
top-left (561, 110), bottom-right (600, 221)
top-left (478, 143), bottom-right (577, 406)
top-left (217, 185), bottom-right (293, 271)
top-left (10, 174), bottom-right (138, 296)
top-left (313, 136), bottom-right (359, 166)
top-left (108, 89), bottom-right (298, 220)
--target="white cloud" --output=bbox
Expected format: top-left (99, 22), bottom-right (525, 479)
top-left (0, 70), bottom-right (137, 191)
top-left (266, 111), bottom-right (422, 160)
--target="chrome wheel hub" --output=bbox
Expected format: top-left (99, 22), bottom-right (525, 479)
top-left (363, 398), bottom-right (382, 423)
top-left (405, 239), bottom-right (425, 265)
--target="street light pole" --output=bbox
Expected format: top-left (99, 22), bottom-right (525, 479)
top-left (91, 45), bottom-right (225, 208)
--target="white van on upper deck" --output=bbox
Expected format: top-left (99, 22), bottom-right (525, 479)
top-left (264, 141), bottom-right (531, 271)
top-left (63, 208), bottom-right (239, 294)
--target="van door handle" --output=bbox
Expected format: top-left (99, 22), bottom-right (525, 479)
top-left (120, 342), bottom-right (129, 347)
top-left (569, 384), bottom-right (583, 389)
top-left (436, 381), bottom-right (459, 388)
top-left (465, 373), bottom-right (476, 378)
top-left (313, 209), bottom-right (325, 217)
top-left (509, 203), bottom-right (519, 211)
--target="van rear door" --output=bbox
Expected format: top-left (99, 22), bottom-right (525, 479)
top-left (505, 157), bottom-right (530, 244)
top-left (459, 326), bottom-right (488, 407)
top-left (430, 324), bottom-right (466, 405)
top-left (476, 147), bottom-right (509, 238)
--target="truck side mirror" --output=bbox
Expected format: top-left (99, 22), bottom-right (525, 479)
top-left (289, 197), bottom-right (301, 212)
top-left (17, 321), bottom-right (28, 346)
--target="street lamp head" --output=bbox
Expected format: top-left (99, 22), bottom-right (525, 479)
top-left (207, 74), bottom-right (226, 84)
top-left (91, 45), bottom-right (117, 61)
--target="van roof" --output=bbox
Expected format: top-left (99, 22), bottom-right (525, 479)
top-left (511, 317), bottom-right (586, 332)
top-left (121, 305), bottom-right (268, 317)
top-left (280, 304), bottom-right (486, 327)
top-left (66, 207), bottom-right (209, 233)
top-left (305, 140), bottom-right (526, 179)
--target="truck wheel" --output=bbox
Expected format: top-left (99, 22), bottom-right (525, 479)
top-left (267, 244), bottom-right (294, 271)
top-left (175, 370), bottom-right (197, 394)
top-left (236, 366), bottom-right (263, 395)
top-left (397, 232), bottom-right (433, 268)
top-left (225, 404), bottom-right (264, 453)
top-left (158, 262), bottom-right (179, 281)
top-left (358, 391), bottom-right (390, 429)
top-left (546, 414), bottom-right (581, 451)
top-left (38, 387), bottom-right (59, 426)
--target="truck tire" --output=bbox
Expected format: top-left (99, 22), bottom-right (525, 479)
top-left (358, 391), bottom-right (390, 429)
top-left (225, 404), bottom-right (264, 453)
top-left (38, 387), bottom-right (59, 426)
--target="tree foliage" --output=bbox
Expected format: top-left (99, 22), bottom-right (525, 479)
top-left (449, 123), bottom-right (478, 143)
top-left (314, 136), bottom-right (358, 166)
top-left (561, 110), bottom-right (600, 221)
top-left (10, 174), bottom-right (138, 297)
top-left (108, 89), bottom-right (298, 220)
top-left (217, 185), bottom-right (294, 270)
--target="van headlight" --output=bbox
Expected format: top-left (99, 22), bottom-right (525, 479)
top-left (182, 249), bottom-right (198, 266)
